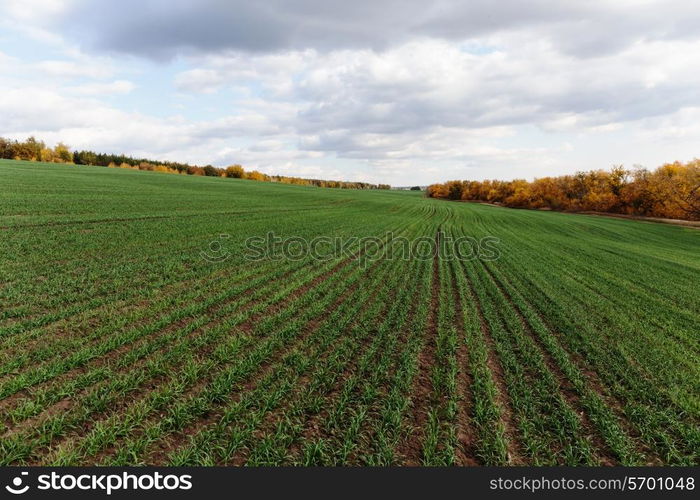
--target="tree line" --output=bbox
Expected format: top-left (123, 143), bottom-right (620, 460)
top-left (427, 161), bottom-right (700, 220)
top-left (0, 136), bottom-right (391, 190)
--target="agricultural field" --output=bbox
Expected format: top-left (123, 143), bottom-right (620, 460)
top-left (0, 158), bottom-right (698, 466)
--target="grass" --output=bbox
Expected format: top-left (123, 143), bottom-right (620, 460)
top-left (0, 158), bottom-right (698, 466)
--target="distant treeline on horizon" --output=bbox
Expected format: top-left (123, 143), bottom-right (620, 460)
top-left (0, 136), bottom-right (391, 190)
top-left (427, 161), bottom-right (700, 221)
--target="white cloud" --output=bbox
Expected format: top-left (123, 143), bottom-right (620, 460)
top-left (66, 80), bottom-right (136, 96)
top-left (34, 60), bottom-right (114, 79)
top-left (2, 0), bottom-right (70, 21)
top-left (168, 35), bottom-right (700, 164)
top-left (174, 69), bottom-right (226, 94)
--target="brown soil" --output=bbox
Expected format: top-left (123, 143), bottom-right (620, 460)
top-left (448, 259), bottom-right (479, 466)
top-left (395, 230), bottom-right (441, 465)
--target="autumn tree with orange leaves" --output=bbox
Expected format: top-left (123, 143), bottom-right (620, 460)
top-left (427, 160), bottom-right (700, 220)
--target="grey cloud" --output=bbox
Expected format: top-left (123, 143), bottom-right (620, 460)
top-left (294, 75), bottom-right (700, 140)
top-left (57, 0), bottom-right (700, 59)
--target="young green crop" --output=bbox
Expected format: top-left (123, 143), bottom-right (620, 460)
top-left (0, 159), bottom-right (697, 466)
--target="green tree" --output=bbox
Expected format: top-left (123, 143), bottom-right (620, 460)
top-left (203, 165), bottom-right (220, 177)
top-left (54, 143), bottom-right (73, 163)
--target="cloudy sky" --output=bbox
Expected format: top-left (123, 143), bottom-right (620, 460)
top-left (1, 0), bottom-right (699, 185)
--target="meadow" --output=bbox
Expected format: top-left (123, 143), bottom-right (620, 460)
top-left (0, 159), bottom-right (698, 466)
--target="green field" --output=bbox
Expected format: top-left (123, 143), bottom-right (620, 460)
top-left (0, 159), bottom-right (698, 466)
